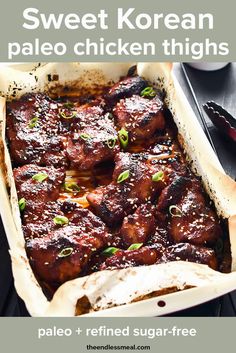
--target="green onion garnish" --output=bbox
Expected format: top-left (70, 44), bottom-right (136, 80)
top-left (118, 128), bottom-right (129, 148)
top-left (101, 247), bottom-right (119, 257)
top-left (117, 170), bottom-right (130, 183)
top-left (63, 181), bottom-right (80, 193)
top-left (32, 172), bottom-right (48, 182)
top-left (140, 86), bottom-right (156, 98)
top-left (80, 133), bottom-right (91, 140)
top-left (127, 243), bottom-right (143, 251)
top-left (107, 112), bottom-right (113, 119)
top-left (169, 205), bottom-right (183, 218)
top-left (63, 102), bottom-right (74, 109)
top-left (53, 215), bottom-right (69, 226)
top-left (105, 137), bottom-right (117, 149)
top-left (59, 110), bottom-right (76, 119)
top-left (28, 117), bottom-right (39, 128)
top-left (18, 198), bottom-right (26, 211)
top-left (152, 171), bottom-right (164, 182)
top-left (58, 247), bottom-right (73, 258)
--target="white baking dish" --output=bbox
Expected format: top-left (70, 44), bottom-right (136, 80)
top-left (0, 62), bottom-right (236, 317)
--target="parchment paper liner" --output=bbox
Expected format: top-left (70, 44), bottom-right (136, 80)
top-left (0, 62), bottom-right (236, 316)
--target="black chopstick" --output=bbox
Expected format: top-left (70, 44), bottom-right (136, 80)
top-left (181, 63), bottom-right (218, 156)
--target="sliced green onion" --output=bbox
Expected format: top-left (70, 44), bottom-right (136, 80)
top-left (169, 205), bottom-right (183, 218)
top-left (53, 215), bottom-right (69, 226)
top-left (140, 86), bottom-right (156, 98)
top-left (32, 172), bottom-right (48, 182)
top-left (118, 128), bottom-right (129, 148)
top-left (18, 198), bottom-right (26, 211)
top-left (28, 117), bottom-right (39, 128)
top-left (127, 243), bottom-right (143, 251)
top-left (107, 112), bottom-right (113, 119)
top-left (58, 247), bottom-right (73, 258)
top-left (117, 170), bottom-right (130, 183)
top-left (63, 102), bottom-right (74, 109)
top-left (63, 181), bottom-right (80, 193)
top-left (105, 137), bottom-right (117, 149)
top-left (59, 110), bottom-right (76, 119)
top-left (152, 171), bottom-right (164, 182)
top-left (80, 133), bottom-right (91, 140)
top-left (101, 247), bottom-right (119, 257)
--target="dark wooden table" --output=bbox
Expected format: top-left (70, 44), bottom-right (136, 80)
top-left (0, 63), bottom-right (236, 316)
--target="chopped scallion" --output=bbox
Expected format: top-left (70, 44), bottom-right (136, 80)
top-left (59, 110), bottom-right (76, 119)
top-left (118, 128), bottom-right (129, 148)
top-left (63, 181), bottom-right (80, 193)
top-left (80, 133), bottom-right (91, 140)
top-left (169, 205), bottom-right (183, 217)
top-left (152, 171), bottom-right (164, 182)
top-left (53, 215), bottom-right (69, 226)
top-left (140, 86), bottom-right (156, 98)
top-left (101, 247), bottom-right (119, 257)
top-left (32, 172), bottom-right (48, 182)
top-left (105, 137), bottom-right (117, 149)
top-left (28, 117), bottom-right (39, 128)
top-left (18, 198), bottom-right (26, 211)
top-left (58, 247), bottom-right (73, 258)
top-left (117, 170), bottom-right (130, 183)
top-left (127, 243), bottom-right (143, 251)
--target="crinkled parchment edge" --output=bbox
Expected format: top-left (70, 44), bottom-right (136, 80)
top-left (0, 62), bottom-right (236, 317)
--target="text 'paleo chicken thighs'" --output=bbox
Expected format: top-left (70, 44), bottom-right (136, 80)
top-left (114, 95), bottom-right (165, 142)
top-left (66, 104), bottom-right (120, 170)
top-left (7, 94), bottom-right (68, 167)
top-left (87, 152), bottom-right (165, 226)
top-left (26, 205), bottom-right (111, 284)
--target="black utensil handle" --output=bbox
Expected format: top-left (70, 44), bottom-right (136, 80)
top-left (181, 63), bottom-right (218, 156)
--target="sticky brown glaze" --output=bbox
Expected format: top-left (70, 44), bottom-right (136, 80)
top-left (23, 200), bottom-right (107, 241)
top-left (66, 104), bottom-right (120, 170)
top-left (147, 226), bottom-right (170, 248)
top-left (14, 164), bottom-right (65, 219)
top-left (159, 243), bottom-right (218, 270)
top-left (157, 176), bottom-right (190, 211)
top-left (112, 152), bottom-right (166, 203)
top-left (100, 246), bottom-right (161, 271)
top-left (6, 93), bottom-right (68, 167)
top-left (86, 183), bottom-right (125, 226)
top-left (23, 201), bottom-right (64, 240)
top-left (113, 95), bottom-right (165, 142)
top-left (87, 152), bottom-right (166, 226)
top-left (26, 206), bottom-right (111, 284)
top-left (168, 179), bottom-right (222, 246)
top-left (120, 203), bottom-right (156, 247)
top-left (105, 76), bottom-right (147, 106)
